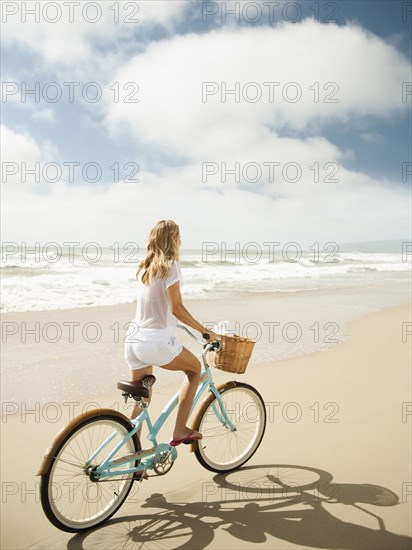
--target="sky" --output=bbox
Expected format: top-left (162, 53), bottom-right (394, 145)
top-left (1, 0), bottom-right (411, 250)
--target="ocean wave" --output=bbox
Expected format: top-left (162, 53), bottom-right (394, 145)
top-left (1, 251), bottom-right (411, 312)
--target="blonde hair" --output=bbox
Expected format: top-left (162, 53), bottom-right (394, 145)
top-left (136, 220), bottom-right (180, 285)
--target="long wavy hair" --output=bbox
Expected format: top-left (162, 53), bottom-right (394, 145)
top-left (136, 220), bottom-right (180, 285)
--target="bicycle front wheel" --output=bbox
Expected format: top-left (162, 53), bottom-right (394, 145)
top-left (192, 382), bottom-right (266, 472)
top-left (40, 413), bottom-right (140, 532)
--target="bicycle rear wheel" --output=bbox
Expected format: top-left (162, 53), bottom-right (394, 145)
top-left (40, 413), bottom-right (140, 532)
top-left (192, 382), bottom-right (266, 472)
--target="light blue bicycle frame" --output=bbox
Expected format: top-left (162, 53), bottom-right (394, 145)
top-left (90, 324), bottom-right (236, 480)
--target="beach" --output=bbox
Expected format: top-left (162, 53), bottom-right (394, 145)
top-left (1, 296), bottom-right (411, 549)
top-left (3, 0), bottom-right (412, 546)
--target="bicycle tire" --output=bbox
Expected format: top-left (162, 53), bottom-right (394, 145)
top-left (40, 413), bottom-right (141, 532)
top-left (191, 382), bottom-right (266, 473)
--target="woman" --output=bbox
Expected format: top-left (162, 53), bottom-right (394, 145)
top-left (124, 220), bottom-right (219, 447)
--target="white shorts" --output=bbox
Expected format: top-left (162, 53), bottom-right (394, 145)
top-left (124, 335), bottom-right (183, 371)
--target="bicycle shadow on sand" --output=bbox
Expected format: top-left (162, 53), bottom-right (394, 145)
top-left (69, 463), bottom-right (412, 550)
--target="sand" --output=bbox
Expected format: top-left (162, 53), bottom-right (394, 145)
top-left (1, 302), bottom-right (411, 549)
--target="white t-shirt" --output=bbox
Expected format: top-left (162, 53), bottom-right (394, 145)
top-left (131, 260), bottom-right (183, 341)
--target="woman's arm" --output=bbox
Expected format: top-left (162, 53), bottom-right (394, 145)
top-left (167, 282), bottom-right (218, 338)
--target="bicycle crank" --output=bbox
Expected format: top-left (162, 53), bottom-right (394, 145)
top-left (153, 449), bottom-right (174, 475)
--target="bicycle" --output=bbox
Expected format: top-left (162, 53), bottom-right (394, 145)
top-left (36, 324), bottom-right (266, 532)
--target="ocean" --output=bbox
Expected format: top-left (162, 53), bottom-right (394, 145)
top-left (1, 240), bottom-right (411, 405)
top-left (1, 241), bottom-right (411, 313)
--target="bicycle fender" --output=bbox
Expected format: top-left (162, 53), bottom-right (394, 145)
top-left (35, 408), bottom-right (139, 476)
top-left (189, 380), bottom-right (238, 453)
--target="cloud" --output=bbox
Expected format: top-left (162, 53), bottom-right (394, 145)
top-left (1, 124), bottom-right (41, 163)
top-left (1, 18), bottom-right (411, 247)
top-left (1, 124), bottom-right (409, 249)
top-left (1, 160), bottom-right (409, 248)
top-left (1, 82), bottom-right (57, 122)
top-left (31, 108), bottom-right (56, 122)
top-left (1, 1), bottom-right (189, 80)
top-left (1, 124), bottom-right (60, 196)
top-left (360, 131), bottom-right (385, 143)
top-left (102, 19), bottom-right (410, 159)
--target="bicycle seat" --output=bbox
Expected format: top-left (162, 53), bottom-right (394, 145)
top-left (117, 375), bottom-right (156, 398)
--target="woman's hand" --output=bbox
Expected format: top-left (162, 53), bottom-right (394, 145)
top-left (202, 330), bottom-right (221, 342)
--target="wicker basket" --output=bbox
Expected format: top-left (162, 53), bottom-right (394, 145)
top-left (207, 334), bottom-right (256, 374)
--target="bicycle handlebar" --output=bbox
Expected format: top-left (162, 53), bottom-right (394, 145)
top-left (177, 323), bottom-right (221, 352)
top-left (207, 340), bottom-right (221, 352)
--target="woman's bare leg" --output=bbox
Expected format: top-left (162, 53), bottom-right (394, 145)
top-left (128, 365), bottom-right (153, 422)
top-left (127, 366), bottom-right (153, 480)
top-left (159, 347), bottom-right (201, 441)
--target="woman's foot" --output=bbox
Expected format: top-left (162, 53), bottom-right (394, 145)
top-left (170, 427), bottom-right (202, 446)
top-left (173, 426), bottom-right (202, 441)
top-left (134, 470), bottom-right (149, 481)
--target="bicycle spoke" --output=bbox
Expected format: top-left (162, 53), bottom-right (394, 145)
top-left (195, 385), bottom-right (266, 471)
top-left (55, 457), bottom-right (84, 468)
top-left (42, 416), bottom-right (138, 531)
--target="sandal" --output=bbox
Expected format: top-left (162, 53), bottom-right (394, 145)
top-left (169, 430), bottom-right (203, 447)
